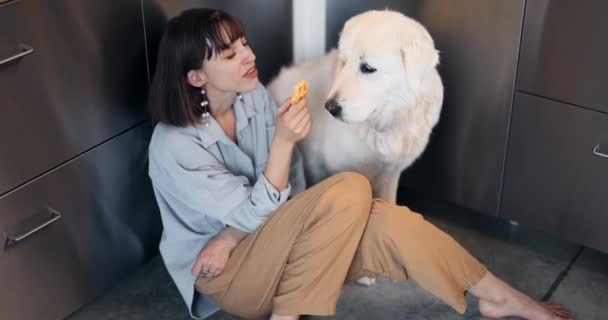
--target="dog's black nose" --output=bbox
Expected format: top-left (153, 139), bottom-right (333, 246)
top-left (325, 99), bottom-right (342, 118)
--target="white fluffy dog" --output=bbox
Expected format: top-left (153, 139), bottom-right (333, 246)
top-left (268, 9), bottom-right (443, 203)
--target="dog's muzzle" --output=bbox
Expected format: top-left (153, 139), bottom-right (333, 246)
top-left (325, 98), bottom-right (343, 119)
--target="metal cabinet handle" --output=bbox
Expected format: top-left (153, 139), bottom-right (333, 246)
top-left (4, 208), bottom-right (62, 249)
top-left (0, 43), bottom-right (34, 66)
top-left (593, 144), bottom-right (608, 159)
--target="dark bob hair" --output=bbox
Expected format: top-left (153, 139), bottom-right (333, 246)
top-left (148, 8), bottom-right (246, 127)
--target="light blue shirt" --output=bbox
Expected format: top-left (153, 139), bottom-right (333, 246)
top-left (148, 84), bottom-right (307, 319)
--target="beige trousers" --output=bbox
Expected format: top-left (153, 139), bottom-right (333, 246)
top-left (195, 172), bottom-right (487, 318)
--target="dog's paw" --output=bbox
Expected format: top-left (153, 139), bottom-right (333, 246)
top-left (355, 276), bottom-right (376, 287)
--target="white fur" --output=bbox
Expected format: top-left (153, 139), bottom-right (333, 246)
top-left (268, 10), bottom-right (443, 203)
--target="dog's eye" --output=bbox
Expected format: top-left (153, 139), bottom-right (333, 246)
top-left (360, 62), bottom-right (377, 74)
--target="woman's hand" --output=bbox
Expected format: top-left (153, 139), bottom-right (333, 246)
top-left (191, 227), bottom-right (247, 278)
top-left (274, 97), bottom-right (312, 144)
top-left (191, 236), bottom-right (232, 278)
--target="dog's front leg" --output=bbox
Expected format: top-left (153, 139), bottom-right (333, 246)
top-left (372, 169), bottom-right (402, 203)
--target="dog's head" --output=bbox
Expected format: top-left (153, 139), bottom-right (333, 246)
top-left (326, 10), bottom-right (439, 131)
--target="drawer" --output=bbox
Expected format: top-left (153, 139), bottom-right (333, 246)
top-left (0, 122), bottom-right (161, 320)
top-left (516, 0), bottom-right (608, 114)
top-left (501, 92), bottom-right (608, 252)
top-left (0, 0), bottom-right (148, 195)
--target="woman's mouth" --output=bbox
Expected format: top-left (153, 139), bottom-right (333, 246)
top-left (244, 66), bottom-right (258, 78)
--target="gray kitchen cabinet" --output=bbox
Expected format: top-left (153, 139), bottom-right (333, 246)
top-left (143, 0), bottom-right (293, 85)
top-left (0, 122), bottom-right (161, 320)
top-left (326, 0), bottom-right (526, 216)
top-left (0, 0), bottom-right (149, 196)
top-left (1, 1), bottom-right (161, 319)
top-left (517, 0), bottom-right (608, 114)
top-left (501, 93), bottom-right (608, 252)
top-left (501, 0), bottom-right (608, 252)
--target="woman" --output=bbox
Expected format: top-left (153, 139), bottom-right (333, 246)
top-left (147, 8), bottom-right (573, 320)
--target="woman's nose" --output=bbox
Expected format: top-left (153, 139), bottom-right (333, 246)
top-left (243, 49), bottom-right (255, 64)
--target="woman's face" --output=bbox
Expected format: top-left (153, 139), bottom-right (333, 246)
top-left (200, 37), bottom-right (258, 94)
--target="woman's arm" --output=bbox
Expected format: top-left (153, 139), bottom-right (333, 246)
top-left (264, 97), bottom-right (311, 191)
top-left (264, 138), bottom-right (294, 191)
top-left (218, 225), bottom-right (249, 247)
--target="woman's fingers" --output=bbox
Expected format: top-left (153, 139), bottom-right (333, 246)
top-left (302, 119), bottom-right (312, 136)
top-left (291, 114), bottom-right (311, 138)
top-left (295, 120), bottom-right (312, 140)
top-left (289, 109), bottom-right (309, 128)
top-left (206, 264), bottom-right (219, 278)
top-left (284, 100), bottom-right (307, 120)
top-left (195, 252), bottom-right (227, 278)
top-left (192, 254), bottom-right (208, 276)
top-left (293, 97), bottom-right (307, 110)
top-left (285, 99), bottom-right (309, 125)
top-left (284, 97), bottom-right (307, 114)
top-left (293, 112), bottom-right (311, 134)
top-left (276, 98), bottom-right (292, 116)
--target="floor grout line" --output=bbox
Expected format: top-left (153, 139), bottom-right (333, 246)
top-left (542, 246), bottom-right (585, 301)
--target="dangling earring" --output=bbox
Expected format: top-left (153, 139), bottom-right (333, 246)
top-left (200, 86), bottom-right (211, 127)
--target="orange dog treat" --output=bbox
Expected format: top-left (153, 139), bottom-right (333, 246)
top-left (291, 80), bottom-right (308, 105)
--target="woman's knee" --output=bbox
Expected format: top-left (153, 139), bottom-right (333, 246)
top-left (333, 171), bottom-right (372, 197)
top-left (310, 171), bottom-right (373, 226)
top-left (330, 171), bottom-right (373, 209)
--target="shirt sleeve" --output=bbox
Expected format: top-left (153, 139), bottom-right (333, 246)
top-left (152, 145), bottom-right (291, 233)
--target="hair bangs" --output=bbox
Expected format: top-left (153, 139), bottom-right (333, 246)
top-left (203, 11), bottom-right (246, 60)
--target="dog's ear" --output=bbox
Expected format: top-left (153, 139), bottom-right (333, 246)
top-left (401, 33), bottom-right (439, 92)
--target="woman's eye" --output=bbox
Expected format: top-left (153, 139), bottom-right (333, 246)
top-left (242, 41), bottom-right (249, 47)
top-left (360, 62), bottom-right (377, 74)
top-left (226, 52), bottom-right (236, 59)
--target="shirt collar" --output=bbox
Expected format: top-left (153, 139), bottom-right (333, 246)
top-left (197, 93), bottom-right (257, 148)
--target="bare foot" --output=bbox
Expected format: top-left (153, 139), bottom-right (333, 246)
top-left (470, 273), bottom-right (574, 319)
top-left (479, 298), bottom-right (574, 319)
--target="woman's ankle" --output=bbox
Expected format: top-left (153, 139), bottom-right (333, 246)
top-left (468, 272), bottom-right (509, 305)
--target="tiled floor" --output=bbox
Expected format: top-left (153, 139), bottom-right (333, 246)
top-left (67, 196), bottom-right (607, 320)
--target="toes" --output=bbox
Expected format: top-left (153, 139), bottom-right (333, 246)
top-left (542, 302), bottom-right (574, 319)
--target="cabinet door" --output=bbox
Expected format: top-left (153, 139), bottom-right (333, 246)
top-left (0, 123), bottom-right (161, 320)
top-left (143, 0), bottom-right (293, 85)
top-left (501, 93), bottom-right (608, 252)
top-left (0, 0), bottom-right (148, 195)
top-left (327, 0), bottom-right (526, 215)
top-left (517, 0), bottom-right (608, 114)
